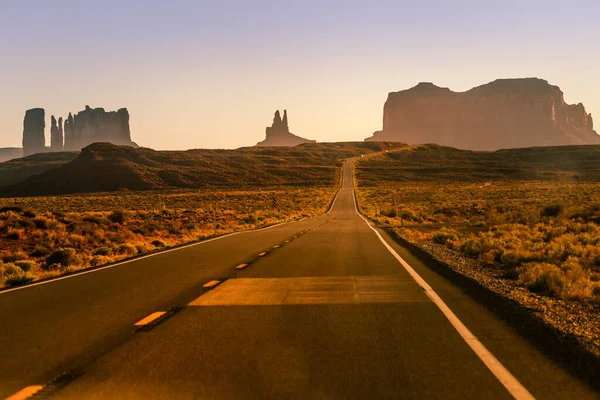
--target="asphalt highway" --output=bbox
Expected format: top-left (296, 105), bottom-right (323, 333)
top-left (1, 161), bottom-right (598, 399)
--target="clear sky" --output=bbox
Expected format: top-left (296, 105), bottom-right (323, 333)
top-left (1, 0), bottom-right (598, 149)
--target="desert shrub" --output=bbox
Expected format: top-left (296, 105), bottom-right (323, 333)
top-left (5, 227), bottom-right (23, 240)
top-left (92, 247), bottom-right (112, 256)
top-left (459, 237), bottom-right (491, 257)
top-left (90, 255), bottom-right (115, 267)
top-left (500, 251), bottom-right (526, 267)
top-left (592, 286), bottom-right (600, 303)
top-left (23, 210), bottom-right (36, 218)
top-left (480, 250), bottom-right (499, 266)
top-left (1, 263), bottom-right (34, 286)
top-left (83, 215), bottom-right (103, 224)
top-left (5, 270), bottom-right (35, 286)
top-left (562, 269), bottom-right (593, 301)
top-left (16, 218), bottom-right (36, 229)
top-left (518, 262), bottom-right (565, 296)
top-left (116, 243), bottom-right (138, 256)
top-left (541, 204), bottom-right (563, 218)
top-left (133, 242), bottom-right (151, 254)
top-left (0, 206), bottom-right (23, 213)
top-left (108, 210), bottom-right (126, 224)
top-left (151, 240), bottom-right (166, 248)
top-left (14, 260), bottom-right (38, 272)
top-left (31, 246), bottom-right (51, 258)
top-left (243, 213), bottom-right (258, 224)
top-left (2, 251), bottom-right (29, 263)
top-left (45, 248), bottom-right (81, 268)
top-left (432, 228), bottom-right (458, 245)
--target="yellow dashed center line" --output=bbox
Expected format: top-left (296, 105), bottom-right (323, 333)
top-left (6, 386), bottom-right (44, 400)
top-left (134, 311), bottom-right (166, 326)
top-left (273, 245), bottom-right (280, 249)
top-left (235, 263), bottom-right (249, 270)
top-left (285, 240), bottom-right (290, 243)
top-left (203, 280), bottom-right (221, 289)
top-left (258, 252), bottom-right (267, 257)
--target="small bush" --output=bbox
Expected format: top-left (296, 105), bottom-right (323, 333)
top-left (5, 270), bottom-right (35, 286)
top-left (33, 217), bottom-right (52, 229)
top-left (518, 262), bottom-right (565, 296)
top-left (92, 247), bottom-right (112, 256)
top-left (31, 246), bottom-right (51, 258)
top-left (151, 240), bottom-right (166, 248)
top-left (0, 206), bottom-right (23, 213)
top-left (243, 213), bottom-right (258, 224)
top-left (45, 248), bottom-right (81, 268)
top-left (108, 210), bottom-right (126, 224)
top-left (116, 243), bottom-right (138, 256)
top-left (133, 242), bottom-right (151, 254)
top-left (23, 210), bottom-right (37, 218)
top-left (432, 228), bottom-right (458, 245)
top-left (541, 204), bottom-right (563, 218)
top-left (562, 269), bottom-right (593, 301)
top-left (83, 215), bottom-right (102, 224)
top-left (14, 260), bottom-right (38, 272)
top-left (592, 286), bottom-right (600, 303)
top-left (2, 251), bottom-right (29, 263)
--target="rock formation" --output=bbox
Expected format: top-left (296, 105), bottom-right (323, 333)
top-left (22, 108), bottom-right (46, 156)
top-left (63, 106), bottom-right (136, 151)
top-left (256, 110), bottom-right (316, 147)
top-left (365, 78), bottom-right (600, 150)
top-left (50, 115), bottom-right (64, 151)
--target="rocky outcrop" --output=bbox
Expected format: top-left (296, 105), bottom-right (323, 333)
top-left (63, 106), bottom-right (136, 151)
top-left (50, 116), bottom-right (64, 151)
top-left (365, 78), bottom-right (600, 150)
top-left (256, 110), bottom-right (316, 147)
top-left (22, 108), bottom-right (46, 156)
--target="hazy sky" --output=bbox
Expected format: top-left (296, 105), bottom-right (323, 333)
top-left (1, 0), bottom-right (598, 149)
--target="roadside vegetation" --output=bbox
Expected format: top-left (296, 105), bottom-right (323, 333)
top-left (0, 187), bottom-right (335, 288)
top-left (355, 148), bottom-right (600, 305)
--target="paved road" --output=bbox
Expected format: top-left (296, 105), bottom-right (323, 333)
top-left (1, 161), bottom-right (598, 399)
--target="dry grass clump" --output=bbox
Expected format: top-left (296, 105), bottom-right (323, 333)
top-left (356, 180), bottom-right (600, 304)
top-left (0, 187), bottom-right (335, 288)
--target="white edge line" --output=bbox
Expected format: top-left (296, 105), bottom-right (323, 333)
top-left (349, 161), bottom-right (535, 400)
top-left (327, 188), bottom-right (341, 214)
top-left (0, 214), bottom-right (315, 295)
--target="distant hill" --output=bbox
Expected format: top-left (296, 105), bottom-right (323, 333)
top-left (0, 148), bottom-right (23, 163)
top-left (0, 142), bottom-right (402, 197)
top-left (366, 78), bottom-right (600, 150)
top-left (0, 151), bottom-right (78, 187)
top-left (355, 144), bottom-right (600, 184)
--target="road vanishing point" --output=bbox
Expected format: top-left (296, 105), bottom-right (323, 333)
top-left (1, 161), bottom-right (598, 399)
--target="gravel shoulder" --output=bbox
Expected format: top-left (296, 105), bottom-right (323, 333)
top-left (391, 230), bottom-right (600, 359)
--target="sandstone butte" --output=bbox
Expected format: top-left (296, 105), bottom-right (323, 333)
top-left (365, 78), bottom-right (600, 150)
top-left (21, 105), bottom-right (137, 157)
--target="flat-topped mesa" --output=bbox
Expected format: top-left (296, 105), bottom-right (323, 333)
top-left (22, 108), bottom-right (46, 156)
top-left (63, 106), bottom-right (137, 151)
top-left (50, 115), bottom-right (64, 151)
top-left (366, 78), bottom-right (600, 150)
top-left (256, 109), bottom-right (316, 147)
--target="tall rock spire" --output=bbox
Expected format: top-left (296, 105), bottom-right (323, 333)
top-left (257, 109), bottom-right (316, 147)
top-left (50, 115), bottom-right (64, 151)
top-left (22, 108), bottom-right (46, 156)
top-left (282, 110), bottom-right (289, 130)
